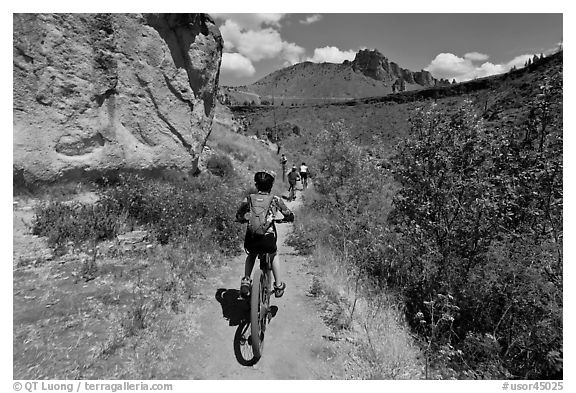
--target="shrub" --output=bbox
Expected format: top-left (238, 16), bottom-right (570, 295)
top-left (287, 72), bottom-right (562, 379)
top-left (32, 199), bottom-right (122, 252)
top-left (205, 154), bottom-right (235, 178)
top-left (98, 174), bottom-right (244, 254)
top-left (33, 173), bottom-right (245, 257)
top-left (388, 90), bottom-right (562, 378)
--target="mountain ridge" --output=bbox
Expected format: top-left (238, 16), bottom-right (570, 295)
top-left (219, 48), bottom-right (451, 106)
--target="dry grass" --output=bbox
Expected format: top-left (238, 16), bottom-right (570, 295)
top-left (305, 233), bottom-right (424, 379)
top-left (209, 121), bottom-right (281, 174)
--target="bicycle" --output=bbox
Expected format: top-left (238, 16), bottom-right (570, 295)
top-left (288, 183), bottom-right (297, 201)
top-left (301, 174), bottom-right (308, 190)
top-left (234, 218), bottom-right (287, 365)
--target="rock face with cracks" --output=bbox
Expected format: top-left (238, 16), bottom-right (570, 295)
top-left (13, 13), bottom-right (223, 183)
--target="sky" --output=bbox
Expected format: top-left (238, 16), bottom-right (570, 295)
top-left (211, 13), bottom-right (563, 86)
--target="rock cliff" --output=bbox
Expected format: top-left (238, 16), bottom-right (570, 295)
top-left (13, 13), bottom-right (223, 183)
top-left (352, 49), bottom-right (436, 88)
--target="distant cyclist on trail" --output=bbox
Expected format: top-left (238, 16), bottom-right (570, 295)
top-left (280, 154), bottom-right (288, 181)
top-left (287, 166), bottom-right (300, 201)
top-left (299, 162), bottom-right (309, 190)
top-left (235, 170), bottom-right (294, 298)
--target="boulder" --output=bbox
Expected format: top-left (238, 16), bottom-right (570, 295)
top-left (13, 13), bottom-right (223, 184)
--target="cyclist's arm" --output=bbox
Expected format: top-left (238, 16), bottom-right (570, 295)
top-left (235, 197), bottom-right (250, 223)
top-left (274, 197), bottom-right (294, 222)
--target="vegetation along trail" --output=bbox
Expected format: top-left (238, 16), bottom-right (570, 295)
top-left (176, 194), bottom-right (346, 379)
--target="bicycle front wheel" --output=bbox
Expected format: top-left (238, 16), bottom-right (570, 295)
top-left (234, 320), bottom-right (259, 366)
top-left (250, 269), bottom-right (270, 358)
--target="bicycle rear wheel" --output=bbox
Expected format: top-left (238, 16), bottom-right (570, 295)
top-left (250, 268), bottom-right (270, 358)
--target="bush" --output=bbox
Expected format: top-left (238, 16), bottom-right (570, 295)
top-left (205, 154), bottom-right (235, 178)
top-left (33, 173), bottom-right (245, 256)
top-left (32, 199), bottom-right (122, 252)
top-left (388, 91), bottom-right (562, 378)
top-left (287, 72), bottom-right (562, 379)
top-left (98, 174), bottom-right (244, 253)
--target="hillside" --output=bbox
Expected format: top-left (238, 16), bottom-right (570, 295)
top-left (220, 49), bottom-right (448, 106)
top-left (230, 50), bottom-right (563, 164)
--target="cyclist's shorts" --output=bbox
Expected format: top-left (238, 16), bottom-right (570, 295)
top-left (244, 232), bottom-right (277, 254)
top-left (300, 172), bottom-right (308, 180)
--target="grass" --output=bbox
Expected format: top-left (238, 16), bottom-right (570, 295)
top-left (305, 242), bottom-right (424, 379)
top-left (209, 120), bottom-right (282, 174)
top-left (13, 221), bottom-right (225, 379)
top-left (291, 197), bottom-right (424, 379)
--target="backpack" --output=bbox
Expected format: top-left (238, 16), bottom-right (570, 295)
top-left (247, 194), bottom-right (274, 236)
top-left (287, 171), bottom-right (299, 185)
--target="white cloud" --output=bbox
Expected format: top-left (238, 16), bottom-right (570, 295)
top-left (425, 53), bottom-right (473, 80)
top-left (300, 14), bottom-right (322, 25)
top-left (425, 52), bottom-right (535, 82)
top-left (219, 20), bottom-right (306, 64)
top-left (464, 52), bottom-right (489, 61)
top-left (211, 13), bottom-right (286, 30)
top-left (282, 42), bottom-right (306, 65)
top-left (221, 52), bottom-right (255, 78)
top-left (307, 46), bottom-right (357, 64)
top-left (506, 54), bottom-right (535, 69)
top-left (220, 21), bottom-right (282, 61)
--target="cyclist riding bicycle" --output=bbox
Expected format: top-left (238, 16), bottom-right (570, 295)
top-left (236, 170), bottom-right (295, 298)
top-left (299, 162), bottom-right (308, 189)
top-left (287, 166), bottom-right (300, 201)
top-left (280, 154), bottom-right (288, 181)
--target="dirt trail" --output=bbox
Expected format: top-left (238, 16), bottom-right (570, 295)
top-left (174, 196), bottom-right (345, 379)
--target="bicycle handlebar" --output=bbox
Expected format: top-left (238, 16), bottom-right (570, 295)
top-left (236, 217), bottom-right (290, 224)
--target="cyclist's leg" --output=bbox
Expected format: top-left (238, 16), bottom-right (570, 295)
top-left (240, 253), bottom-right (257, 296)
top-left (269, 252), bottom-right (281, 285)
top-left (244, 253), bottom-right (257, 278)
top-left (270, 253), bottom-right (286, 297)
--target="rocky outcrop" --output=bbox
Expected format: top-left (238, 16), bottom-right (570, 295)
top-left (13, 13), bottom-right (223, 184)
top-left (352, 49), bottom-right (437, 87)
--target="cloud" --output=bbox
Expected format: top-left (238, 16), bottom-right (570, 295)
top-left (221, 52), bottom-right (255, 78)
top-left (464, 52), bottom-right (489, 61)
top-left (425, 52), bottom-right (535, 82)
top-left (300, 14), bottom-right (322, 25)
top-left (282, 42), bottom-right (307, 65)
top-left (506, 54), bottom-right (535, 69)
top-left (307, 46), bottom-right (357, 64)
top-left (219, 20), bottom-right (305, 64)
top-left (211, 13), bottom-right (286, 30)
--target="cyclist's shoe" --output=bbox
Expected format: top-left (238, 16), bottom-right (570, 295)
top-left (274, 281), bottom-right (286, 298)
top-left (240, 276), bottom-right (252, 298)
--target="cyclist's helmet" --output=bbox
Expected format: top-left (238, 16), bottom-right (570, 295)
top-left (254, 169), bottom-right (276, 191)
